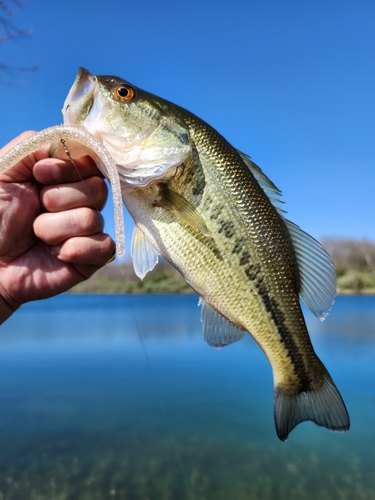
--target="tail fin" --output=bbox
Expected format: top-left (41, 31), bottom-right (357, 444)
top-left (274, 373), bottom-right (350, 441)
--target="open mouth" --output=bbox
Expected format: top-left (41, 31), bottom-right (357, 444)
top-left (63, 67), bottom-right (97, 125)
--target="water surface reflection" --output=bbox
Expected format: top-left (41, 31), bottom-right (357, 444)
top-left (0, 294), bottom-right (374, 499)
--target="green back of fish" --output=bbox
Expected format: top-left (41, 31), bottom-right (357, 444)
top-left (100, 84), bottom-right (350, 441)
top-left (126, 104), bottom-right (316, 382)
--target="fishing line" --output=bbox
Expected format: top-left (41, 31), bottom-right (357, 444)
top-left (124, 291), bottom-right (190, 491)
top-left (60, 139), bottom-right (99, 209)
top-left (61, 143), bottom-right (190, 491)
top-left (60, 139), bottom-right (75, 166)
top-left (107, 256), bottom-right (190, 492)
top-left (60, 139), bottom-right (116, 262)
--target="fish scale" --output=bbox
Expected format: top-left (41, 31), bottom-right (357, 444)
top-left (129, 116), bottom-right (319, 384)
top-left (61, 68), bottom-right (349, 441)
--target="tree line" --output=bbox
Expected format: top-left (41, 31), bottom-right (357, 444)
top-left (71, 238), bottom-right (375, 295)
top-left (321, 238), bottom-right (375, 293)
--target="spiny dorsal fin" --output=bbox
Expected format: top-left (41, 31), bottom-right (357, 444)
top-left (131, 226), bottom-right (159, 280)
top-left (237, 150), bottom-right (285, 214)
top-left (199, 297), bottom-right (245, 348)
top-left (162, 186), bottom-right (210, 236)
top-left (238, 148), bottom-right (336, 320)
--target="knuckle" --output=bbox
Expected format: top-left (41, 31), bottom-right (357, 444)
top-left (83, 208), bottom-right (104, 233)
top-left (86, 176), bottom-right (108, 209)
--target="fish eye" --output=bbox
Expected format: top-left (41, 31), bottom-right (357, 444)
top-left (114, 85), bottom-right (135, 101)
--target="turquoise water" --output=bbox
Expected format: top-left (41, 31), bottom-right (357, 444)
top-left (0, 294), bottom-right (374, 499)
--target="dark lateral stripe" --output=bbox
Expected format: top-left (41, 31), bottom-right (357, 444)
top-left (238, 250), bottom-right (310, 386)
top-left (257, 280), bottom-right (311, 390)
top-left (217, 219), bottom-right (236, 239)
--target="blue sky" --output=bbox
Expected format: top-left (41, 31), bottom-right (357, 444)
top-left (1, 0), bottom-right (374, 256)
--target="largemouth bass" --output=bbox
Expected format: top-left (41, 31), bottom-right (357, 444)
top-left (59, 68), bottom-right (350, 441)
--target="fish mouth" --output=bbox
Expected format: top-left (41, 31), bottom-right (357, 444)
top-left (62, 67), bottom-right (97, 125)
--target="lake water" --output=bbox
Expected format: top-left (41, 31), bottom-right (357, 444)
top-left (0, 294), bottom-right (374, 499)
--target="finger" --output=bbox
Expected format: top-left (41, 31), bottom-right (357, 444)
top-left (33, 207), bottom-right (104, 245)
top-left (0, 131), bottom-right (50, 182)
top-left (41, 176), bottom-right (108, 212)
top-left (50, 233), bottom-right (116, 270)
top-left (0, 131), bottom-right (38, 156)
top-left (33, 156), bottom-right (103, 185)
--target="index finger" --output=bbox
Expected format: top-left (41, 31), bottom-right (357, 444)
top-left (0, 131), bottom-right (38, 156)
top-left (0, 131), bottom-right (51, 182)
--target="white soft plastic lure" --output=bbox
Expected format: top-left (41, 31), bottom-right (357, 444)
top-left (0, 125), bottom-right (125, 259)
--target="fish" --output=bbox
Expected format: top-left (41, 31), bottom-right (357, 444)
top-left (57, 67), bottom-right (350, 441)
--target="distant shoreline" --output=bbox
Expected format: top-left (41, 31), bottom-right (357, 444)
top-left (70, 238), bottom-right (375, 296)
top-left (337, 289), bottom-right (375, 296)
top-left (69, 289), bottom-right (375, 296)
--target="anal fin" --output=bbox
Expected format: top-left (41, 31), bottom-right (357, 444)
top-left (199, 298), bottom-right (245, 348)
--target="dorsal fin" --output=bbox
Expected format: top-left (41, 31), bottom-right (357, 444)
top-left (237, 148), bottom-right (336, 320)
top-left (284, 220), bottom-right (336, 320)
top-left (237, 150), bottom-right (285, 213)
top-left (199, 298), bottom-right (245, 348)
top-left (131, 226), bottom-right (159, 280)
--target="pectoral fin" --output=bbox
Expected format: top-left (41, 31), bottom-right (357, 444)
top-left (161, 186), bottom-right (209, 236)
top-left (131, 226), bottom-right (159, 280)
top-left (199, 298), bottom-right (245, 348)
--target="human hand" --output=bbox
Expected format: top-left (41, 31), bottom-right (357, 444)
top-left (0, 131), bottom-right (116, 324)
